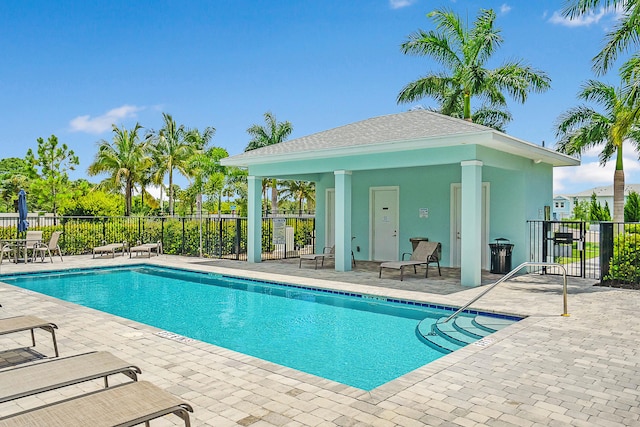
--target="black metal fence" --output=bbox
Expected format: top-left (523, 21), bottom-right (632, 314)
top-left (528, 220), bottom-right (640, 284)
top-left (0, 215), bottom-right (316, 261)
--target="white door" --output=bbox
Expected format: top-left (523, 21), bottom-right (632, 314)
top-left (325, 189), bottom-right (335, 249)
top-left (370, 187), bottom-right (399, 261)
top-left (451, 183), bottom-right (490, 268)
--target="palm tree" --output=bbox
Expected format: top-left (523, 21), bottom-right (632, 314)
top-left (397, 8), bottom-right (550, 128)
top-left (555, 79), bottom-right (640, 222)
top-left (88, 123), bottom-right (150, 216)
top-left (245, 112), bottom-right (293, 213)
top-left (279, 180), bottom-right (316, 214)
top-left (562, 0), bottom-right (640, 75)
top-left (149, 113), bottom-right (202, 216)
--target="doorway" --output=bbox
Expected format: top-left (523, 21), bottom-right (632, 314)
top-left (370, 187), bottom-right (399, 261)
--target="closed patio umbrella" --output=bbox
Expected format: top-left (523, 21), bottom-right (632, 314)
top-left (17, 189), bottom-right (29, 234)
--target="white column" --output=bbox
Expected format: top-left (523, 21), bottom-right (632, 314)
top-left (247, 175), bottom-right (262, 263)
top-left (461, 160), bottom-right (482, 286)
top-left (334, 170), bottom-right (352, 272)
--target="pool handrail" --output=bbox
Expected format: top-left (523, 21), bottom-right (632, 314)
top-left (426, 262), bottom-right (569, 336)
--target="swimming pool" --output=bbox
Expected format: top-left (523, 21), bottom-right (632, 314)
top-left (0, 265), bottom-right (518, 390)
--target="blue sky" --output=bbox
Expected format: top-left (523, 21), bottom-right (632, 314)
top-left (1, 0), bottom-right (637, 195)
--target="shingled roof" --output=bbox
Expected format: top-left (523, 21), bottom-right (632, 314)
top-left (222, 110), bottom-right (579, 167)
top-left (235, 110), bottom-right (489, 158)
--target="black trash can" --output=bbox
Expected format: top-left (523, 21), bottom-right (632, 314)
top-left (489, 238), bottom-right (514, 274)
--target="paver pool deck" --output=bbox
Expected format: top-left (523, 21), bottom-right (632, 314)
top-left (0, 255), bottom-right (638, 426)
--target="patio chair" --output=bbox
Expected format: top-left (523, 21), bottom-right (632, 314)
top-left (32, 231), bottom-right (63, 263)
top-left (0, 351), bottom-right (141, 404)
top-left (0, 315), bottom-right (59, 357)
top-left (379, 241), bottom-right (441, 281)
top-left (0, 243), bottom-right (14, 265)
top-left (92, 241), bottom-right (128, 258)
top-left (0, 381), bottom-right (193, 427)
top-left (24, 230), bottom-right (43, 261)
top-left (129, 240), bottom-right (162, 258)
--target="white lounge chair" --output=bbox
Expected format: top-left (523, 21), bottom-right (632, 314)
top-left (299, 246), bottom-right (335, 269)
top-left (379, 241), bottom-right (442, 281)
top-left (129, 241), bottom-right (162, 258)
top-left (92, 241), bottom-right (128, 258)
top-left (0, 351), bottom-right (141, 404)
top-left (0, 381), bottom-right (193, 427)
top-left (299, 245), bottom-right (356, 269)
top-left (0, 315), bottom-right (59, 357)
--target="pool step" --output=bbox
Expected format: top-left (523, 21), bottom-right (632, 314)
top-left (433, 319), bottom-right (478, 346)
top-left (417, 315), bottom-right (514, 353)
top-left (452, 316), bottom-right (491, 339)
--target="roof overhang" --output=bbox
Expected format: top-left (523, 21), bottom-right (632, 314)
top-left (222, 129), bottom-right (579, 168)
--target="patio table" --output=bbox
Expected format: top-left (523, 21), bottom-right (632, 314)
top-left (1, 238), bottom-right (41, 263)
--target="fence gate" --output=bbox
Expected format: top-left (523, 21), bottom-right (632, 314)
top-left (528, 220), bottom-right (598, 279)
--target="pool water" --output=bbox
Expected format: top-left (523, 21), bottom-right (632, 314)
top-left (4, 266), bottom-right (478, 390)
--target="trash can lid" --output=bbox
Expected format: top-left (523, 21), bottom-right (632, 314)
top-left (494, 237), bottom-right (510, 243)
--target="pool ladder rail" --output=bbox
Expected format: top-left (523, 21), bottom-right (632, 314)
top-left (416, 262), bottom-right (569, 352)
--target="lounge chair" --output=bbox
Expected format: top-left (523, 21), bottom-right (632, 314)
top-left (299, 245), bottom-right (356, 269)
top-left (0, 315), bottom-right (59, 357)
top-left (0, 351), bottom-right (141, 404)
top-left (129, 240), bottom-right (162, 258)
top-left (379, 241), bottom-right (442, 281)
top-left (92, 241), bottom-right (128, 258)
top-left (32, 231), bottom-right (63, 263)
top-left (299, 246), bottom-right (335, 269)
top-left (0, 381), bottom-right (193, 427)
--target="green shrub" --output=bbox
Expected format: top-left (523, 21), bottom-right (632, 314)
top-left (606, 230), bottom-right (640, 284)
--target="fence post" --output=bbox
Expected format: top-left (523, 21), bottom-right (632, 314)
top-left (218, 218), bottom-right (223, 258)
top-left (181, 218), bottom-right (185, 255)
top-left (235, 218), bottom-right (241, 260)
top-left (599, 222), bottom-right (613, 283)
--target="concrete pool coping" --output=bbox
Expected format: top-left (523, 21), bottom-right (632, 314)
top-left (0, 254), bottom-right (639, 426)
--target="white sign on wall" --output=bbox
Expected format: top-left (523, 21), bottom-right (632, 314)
top-left (273, 218), bottom-right (286, 245)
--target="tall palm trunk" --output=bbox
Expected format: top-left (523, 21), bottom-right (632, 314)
top-left (613, 146), bottom-right (625, 223)
top-left (463, 92), bottom-right (472, 121)
top-left (168, 170), bottom-right (174, 216)
top-left (125, 179), bottom-right (133, 216)
top-left (271, 179), bottom-right (278, 213)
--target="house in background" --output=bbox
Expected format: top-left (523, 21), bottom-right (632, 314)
top-left (552, 195), bottom-right (572, 220)
top-left (222, 110), bottom-right (579, 287)
top-left (554, 184), bottom-right (640, 219)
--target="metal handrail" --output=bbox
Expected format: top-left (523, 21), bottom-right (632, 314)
top-left (427, 262), bottom-right (569, 336)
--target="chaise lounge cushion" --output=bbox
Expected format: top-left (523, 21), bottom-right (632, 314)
top-left (0, 381), bottom-right (193, 427)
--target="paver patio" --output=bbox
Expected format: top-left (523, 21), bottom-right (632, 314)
top-left (0, 254), bottom-right (638, 426)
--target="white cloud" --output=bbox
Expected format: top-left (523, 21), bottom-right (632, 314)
top-left (500, 4), bottom-right (512, 15)
top-left (548, 7), bottom-right (614, 27)
top-left (69, 105), bottom-right (144, 134)
top-left (134, 184), bottom-right (167, 201)
top-left (389, 0), bottom-right (416, 10)
top-left (554, 141), bottom-right (640, 194)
